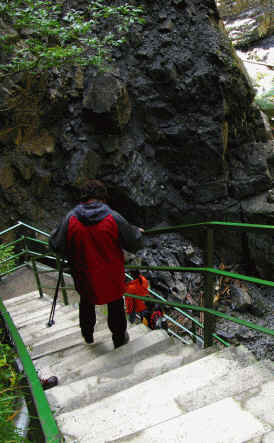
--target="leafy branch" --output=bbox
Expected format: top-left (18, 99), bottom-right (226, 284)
top-left (0, 0), bottom-right (145, 75)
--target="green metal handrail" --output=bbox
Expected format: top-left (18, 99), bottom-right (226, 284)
top-left (124, 293), bottom-right (274, 337)
top-left (0, 219), bottom-right (274, 442)
top-left (143, 220), bottom-right (274, 346)
top-left (0, 298), bottom-right (61, 443)
top-left (125, 264), bottom-right (274, 288)
top-left (144, 220), bottom-right (274, 234)
top-left (1, 220), bottom-right (274, 342)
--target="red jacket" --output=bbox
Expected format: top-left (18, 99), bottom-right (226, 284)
top-left (125, 275), bottom-right (149, 314)
top-left (49, 201), bottom-right (143, 305)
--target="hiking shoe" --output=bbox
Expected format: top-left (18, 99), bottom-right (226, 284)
top-left (82, 333), bottom-right (94, 344)
top-left (40, 376), bottom-right (58, 390)
top-left (114, 331), bottom-right (130, 349)
top-left (84, 335), bottom-right (94, 344)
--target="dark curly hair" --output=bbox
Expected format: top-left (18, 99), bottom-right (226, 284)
top-left (79, 179), bottom-right (109, 202)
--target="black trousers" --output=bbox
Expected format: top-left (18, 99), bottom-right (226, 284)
top-left (79, 295), bottom-right (127, 347)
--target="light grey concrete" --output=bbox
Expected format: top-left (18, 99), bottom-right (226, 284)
top-left (235, 379), bottom-right (274, 428)
top-left (20, 320), bottom-right (79, 344)
top-left (3, 290), bottom-right (41, 306)
top-left (24, 324), bottom-right (81, 347)
top-left (103, 398), bottom-right (271, 443)
top-left (46, 343), bottom-right (216, 415)
top-left (176, 360), bottom-right (274, 413)
top-left (262, 430), bottom-right (274, 442)
top-left (9, 301), bottom-right (75, 319)
top-left (9, 305), bottom-right (57, 327)
top-left (56, 345), bottom-right (258, 441)
top-left (1, 268), bottom-right (38, 300)
top-left (30, 329), bottom-right (86, 359)
top-left (50, 328), bottom-right (172, 384)
top-left (25, 303), bottom-right (145, 360)
top-left (34, 342), bottom-right (94, 375)
top-left (34, 323), bottom-right (149, 376)
top-left (4, 277), bottom-right (273, 443)
top-left (37, 323), bottom-right (148, 375)
top-left (4, 298), bottom-right (51, 316)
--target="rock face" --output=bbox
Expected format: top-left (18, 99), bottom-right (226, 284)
top-left (0, 0), bottom-right (273, 278)
top-left (217, 0), bottom-right (274, 47)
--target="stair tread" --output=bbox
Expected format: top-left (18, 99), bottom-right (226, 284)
top-left (35, 323), bottom-right (145, 370)
top-left (177, 359), bottom-right (274, 413)
top-left (55, 345), bottom-right (258, 440)
top-left (57, 383), bottom-right (272, 443)
top-left (3, 290), bottom-right (43, 306)
top-left (45, 343), bottom-right (216, 415)
top-left (106, 396), bottom-right (271, 443)
top-left (46, 328), bottom-right (171, 384)
top-left (4, 283), bottom-right (273, 443)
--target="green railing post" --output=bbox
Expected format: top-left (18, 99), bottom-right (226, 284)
top-left (191, 321), bottom-right (197, 344)
top-left (23, 235), bottom-right (29, 263)
top-left (31, 257), bottom-right (43, 298)
top-left (203, 228), bottom-right (216, 347)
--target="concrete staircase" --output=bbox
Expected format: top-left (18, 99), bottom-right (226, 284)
top-left (4, 291), bottom-right (274, 443)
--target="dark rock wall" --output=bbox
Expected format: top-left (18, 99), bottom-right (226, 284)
top-left (0, 0), bottom-right (273, 277)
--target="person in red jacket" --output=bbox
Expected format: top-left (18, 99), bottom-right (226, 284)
top-left (49, 179), bottom-right (143, 349)
top-left (125, 270), bottom-right (149, 323)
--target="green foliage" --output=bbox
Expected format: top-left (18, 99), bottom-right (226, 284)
top-left (255, 87), bottom-right (274, 119)
top-left (0, 328), bottom-right (30, 443)
top-left (0, 0), bottom-right (145, 75)
top-left (0, 244), bottom-right (16, 275)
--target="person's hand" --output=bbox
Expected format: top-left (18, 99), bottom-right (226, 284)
top-left (138, 227), bottom-right (144, 232)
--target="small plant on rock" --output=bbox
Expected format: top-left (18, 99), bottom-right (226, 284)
top-left (0, 0), bottom-right (145, 76)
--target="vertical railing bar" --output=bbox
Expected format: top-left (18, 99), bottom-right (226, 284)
top-left (23, 235), bottom-right (29, 265)
top-left (203, 227), bottom-right (215, 347)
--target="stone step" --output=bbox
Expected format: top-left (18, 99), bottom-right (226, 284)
top-left (5, 298), bottom-right (53, 316)
top-left (234, 379), bottom-right (274, 433)
top-left (104, 396), bottom-right (271, 443)
top-left (176, 359), bottom-right (274, 414)
top-left (30, 329), bottom-right (87, 360)
top-left (18, 304), bottom-right (107, 342)
top-left (46, 343), bottom-right (217, 415)
top-left (47, 326), bottom-right (167, 385)
top-left (56, 345), bottom-right (256, 441)
top-left (3, 290), bottom-right (42, 306)
top-left (34, 324), bottom-right (149, 374)
top-left (35, 328), bottom-right (112, 376)
top-left (24, 324), bottom-right (81, 347)
top-left (9, 300), bottom-right (75, 320)
top-left (11, 305), bottom-right (60, 327)
top-left (8, 304), bottom-right (76, 331)
top-left (18, 316), bottom-right (78, 341)
top-left (5, 292), bottom-right (79, 324)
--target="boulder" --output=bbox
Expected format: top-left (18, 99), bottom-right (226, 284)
top-left (217, 0), bottom-right (274, 47)
top-left (83, 72), bottom-right (132, 132)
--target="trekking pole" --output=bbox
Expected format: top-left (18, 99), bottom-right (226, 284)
top-left (47, 257), bottom-right (64, 327)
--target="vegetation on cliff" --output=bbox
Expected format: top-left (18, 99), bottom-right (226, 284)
top-left (0, 0), bottom-right (144, 75)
